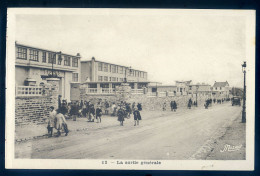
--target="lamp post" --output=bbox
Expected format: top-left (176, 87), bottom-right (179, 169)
top-left (196, 85), bottom-right (199, 107)
top-left (48, 52), bottom-right (62, 78)
top-left (242, 61), bottom-right (246, 123)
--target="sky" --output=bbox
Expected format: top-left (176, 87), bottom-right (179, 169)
top-left (15, 10), bottom-right (247, 87)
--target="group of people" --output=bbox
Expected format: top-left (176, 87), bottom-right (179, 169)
top-left (47, 106), bottom-right (69, 137)
top-left (116, 101), bottom-right (142, 126)
top-left (162, 101), bottom-right (178, 112)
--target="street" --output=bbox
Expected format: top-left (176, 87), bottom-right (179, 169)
top-left (15, 103), bottom-right (242, 160)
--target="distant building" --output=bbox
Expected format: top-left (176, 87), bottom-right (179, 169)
top-left (212, 81), bottom-right (230, 98)
top-left (81, 57), bottom-right (149, 94)
top-left (188, 83), bottom-right (212, 97)
top-left (15, 42), bottom-right (81, 101)
top-left (175, 80), bottom-right (192, 95)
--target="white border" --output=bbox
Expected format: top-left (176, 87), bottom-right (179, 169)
top-left (5, 8), bottom-right (255, 170)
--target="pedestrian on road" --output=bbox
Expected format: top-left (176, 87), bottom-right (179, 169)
top-left (89, 104), bottom-right (95, 122)
top-left (47, 106), bottom-right (56, 137)
top-left (105, 100), bottom-right (110, 115)
top-left (111, 102), bottom-right (117, 116)
top-left (163, 102), bottom-right (166, 111)
top-left (117, 106), bottom-right (125, 126)
top-left (173, 101), bottom-right (177, 112)
top-left (137, 103), bottom-right (142, 111)
top-left (133, 108), bottom-right (142, 126)
top-left (70, 102), bottom-right (79, 121)
top-left (96, 106), bottom-right (103, 123)
top-left (170, 101), bottom-right (174, 111)
top-left (55, 108), bottom-right (69, 137)
top-left (132, 102), bottom-right (136, 110)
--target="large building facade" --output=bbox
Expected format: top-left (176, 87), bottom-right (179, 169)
top-left (15, 42), bottom-right (81, 101)
top-left (81, 57), bottom-right (149, 94)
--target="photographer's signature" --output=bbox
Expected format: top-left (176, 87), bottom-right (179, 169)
top-left (220, 144), bottom-right (242, 152)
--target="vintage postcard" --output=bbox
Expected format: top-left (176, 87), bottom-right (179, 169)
top-left (5, 8), bottom-right (255, 170)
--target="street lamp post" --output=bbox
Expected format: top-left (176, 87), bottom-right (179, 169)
top-left (242, 61), bottom-right (246, 123)
top-left (196, 85), bottom-right (199, 107)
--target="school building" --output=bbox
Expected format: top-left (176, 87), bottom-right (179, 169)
top-left (15, 42), bottom-right (81, 101)
top-left (80, 57), bottom-right (149, 94)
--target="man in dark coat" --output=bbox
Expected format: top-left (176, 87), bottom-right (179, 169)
top-left (133, 108), bottom-right (142, 126)
top-left (173, 101), bottom-right (177, 112)
top-left (137, 103), bottom-right (142, 111)
top-left (117, 106), bottom-right (125, 126)
top-left (96, 106), bottom-right (102, 123)
top-left (70, 102), bottom-right (79, 121)
top-left (125, 103), bottom-right (132, 117)
top-left (170, 101), bottom-right (174, 111)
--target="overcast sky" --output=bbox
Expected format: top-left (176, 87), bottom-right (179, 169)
top-left (15, 10), bottom-right (246, 87)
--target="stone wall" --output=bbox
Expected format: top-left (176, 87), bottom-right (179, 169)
top-left (15, 80), bottom-right (59, 126)
top-left (15, 96), bottom-right (53, 126)
top-left (80, 89), bottom-right (209, 111)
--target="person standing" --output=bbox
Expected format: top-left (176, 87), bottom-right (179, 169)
top-left (173, 101), bottom-right (177, 112)
top-left (96, 106), bottom-right (103, 123)
top-left (89, 104), bottom-right (95, 122)
top-left (162, 102), bottom-right (167, 111)
top-left (133, 108), bottom-right (142, 126)
top-left (47, 106), bottom-right (56, 137)
top-left (170, 101), bottom-right (174, 111)
top-left (111, 102), bottom-right (117, 116)
top-left (132, 102), bottom-right (136, 110)
top-left (137, 103), bottom-right (142, 111)
top-left (55, 108), bottom-right (69, 137)
top-left (117, 106), bottom-right (125, 126)
top-left (70, 102), bottom-right (79, 121)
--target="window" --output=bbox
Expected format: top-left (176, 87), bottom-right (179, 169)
top-left (64, 56), bottom-right (70, 66)
top-left (111, 65), bottom-right (116, 73)
top-left (111, 77), bottom-right (116, 81)
top-left (215, 87), bottom-right (217, 90)
top-left (98, 76), bottom-right (103, 82)
top-left (48, 53), bottom-right (56, 64)
top-left (42, 52), bottom-right (46, 63)
top-left (220, 87), bottom-right (222, 90)
top-left (116, 66), bottom-right (118, 73)
top-left (72, 57), bottom-right (78, 67)
top-left (29, 49), bottom-right (39, 61)
top-left (119, 66), bottom-right (123, 74)
top-left (72, 73), bottom-right (79, 82)
top-left (98, 63), bottom-right (103, 71)
top-left (104, 64), bottom-right (108, 72)
top-left (104, 76), bottom-right (108, 81)
top-left (135, 71), bottom-right (138, 77)
top-left (17, 47), bottom-right (27, 59)
top-left (120, 78), bottom-right (124, 82)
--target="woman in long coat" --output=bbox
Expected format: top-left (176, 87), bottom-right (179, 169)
top-left (47, 106), bottom-right (56, 137)
top-left (55, 109), bottom-right (69, 136)
top-left (133, 108), bottom-right (142, 126)
top-left (117, 106), bottom-right (125, 126)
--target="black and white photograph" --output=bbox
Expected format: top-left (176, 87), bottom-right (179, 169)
top-left (5, 8), bottom-right (255, 170)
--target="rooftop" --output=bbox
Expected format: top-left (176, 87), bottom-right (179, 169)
top-left (213, 81), bottom-right (229, 87)
top-left (16, 42), bottom-right (81, 58)
top-left (81, 57), bottom-right (147, 73)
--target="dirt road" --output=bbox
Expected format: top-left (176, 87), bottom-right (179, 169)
top-left (15, 103), bottom-right (242, 160)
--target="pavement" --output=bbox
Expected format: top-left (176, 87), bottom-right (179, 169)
top-left (15, 108), bottom-right (185, 142)
top-left (15, 102), bottom-right (244, 160)
top-left (205, 114), bottom-right (246, 160)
